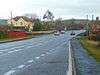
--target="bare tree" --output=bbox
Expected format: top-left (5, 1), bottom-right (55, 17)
top-left (55, 18), bottom-right (64, 31)
top-left (43, 10), bottom-right (54, 30)
top-left (43, 10), bottom-right (54, 21)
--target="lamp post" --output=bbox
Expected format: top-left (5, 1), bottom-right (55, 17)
top-left (86, 15), bottom-right (89, 36)
top-left (10, 11), bottom-right (13, 30)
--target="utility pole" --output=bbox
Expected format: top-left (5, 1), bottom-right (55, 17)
top-left (86, 15), bottom-right (89, 36)
top-left (10, 11), bottom-right (13, 30)
top-left (10, 11), bottom-right (13, 25)
top-left (86, 15), bottom-right (88, 21)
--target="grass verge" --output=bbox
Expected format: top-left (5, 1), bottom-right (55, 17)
top-left (0, 35), bottom-right (33, 42)
top-left (79, 36), bottom-right (100, 62)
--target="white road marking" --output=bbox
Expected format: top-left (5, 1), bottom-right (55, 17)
top-left (67, 41), bottom-right (72, 75)
top-left (46, 52), bottom-right (50, 54)
top-left (8, 51), bottom-right (15, 53)
top-left (14, 50), bottom-right (19, 52)
top-left (24, 64), bottom-right (31, 69)
top-left (0, 49), bottom-right (23, 57)
top-left (4, 70), bottom-right (15, 75)
top-left (35, 56), bottom-right (40, 59)
top-left (17, 65), bottom-right (25, 69)
top-left (27, 60), bottom-right (34, 63)
top-left (8, 49), bottom-right (22, 54)
top-left (40, 54), bottom-right (45, 56)
top-left (0, 49), bottom-right (10, 51)
top-left (0, 45), bottom-right (26, 52)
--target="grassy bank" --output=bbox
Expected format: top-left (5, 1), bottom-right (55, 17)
top-left (80, 36), bottom-right (100, 62)
top-left (0, 35), bottom-right (33, 43)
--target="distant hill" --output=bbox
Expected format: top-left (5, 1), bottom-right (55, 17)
top-left (62, 19), bottom-right (87, 25)
top-left (0, 19), bottom-right (8, 25)
top-left (62, 19), bottom-right (88, 30)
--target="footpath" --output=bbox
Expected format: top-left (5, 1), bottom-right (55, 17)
top-left (70, 38), bottom-right (100, 75)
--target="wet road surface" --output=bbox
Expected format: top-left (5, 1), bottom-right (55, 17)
top-left (0, 30), bottom-right (84, 75)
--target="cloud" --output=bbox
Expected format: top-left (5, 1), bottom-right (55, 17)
top-left (0, 0), bottom-right (100, 19)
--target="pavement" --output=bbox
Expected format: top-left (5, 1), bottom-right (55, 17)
top-left (0, 30), bottom-right (85, 75)
top-left (71, 38), bottom-right (100, 75)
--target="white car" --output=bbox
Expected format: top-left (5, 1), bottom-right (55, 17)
top-left (60, 30), bottom-right (65, 34)
top-left (54, 31), bottom-right (60, 36)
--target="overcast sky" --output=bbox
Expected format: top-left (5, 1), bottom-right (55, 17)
top-left (0, 0), bottom-right (100, 19)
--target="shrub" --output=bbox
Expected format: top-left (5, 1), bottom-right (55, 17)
top-left (95, 34), bottom-right (100, 41)
top-left (0, 31), bottom-right (7, 39)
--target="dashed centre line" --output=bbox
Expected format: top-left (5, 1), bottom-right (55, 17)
top-left (17, 65), bottom-right (25, 69)
top-left (40, 54), bottom-right (45, 57)
top-left (35, 56), bottom-right (40, 59)
top-left (46, 52), bottom-right (50, 54)
top-left (4, 70), bottom-right (15, 75)
top-left (27, 60), bottom-right (34, 63)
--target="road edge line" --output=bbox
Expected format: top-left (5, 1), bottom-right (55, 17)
top-left (67, 40), bottom-right (76, 75)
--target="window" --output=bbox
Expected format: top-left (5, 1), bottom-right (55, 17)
top-left (20, 22), bottom-right (23, 25)
top-left (96, 24), bottom-right (100, 28)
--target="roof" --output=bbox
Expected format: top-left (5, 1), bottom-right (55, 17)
top-left (13, 16), bottom-right (33, 22)
top-left (0, 19), bottom-right (8, 25)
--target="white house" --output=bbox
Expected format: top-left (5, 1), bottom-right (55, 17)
top-left (8, 16), bottom-right (34, 32)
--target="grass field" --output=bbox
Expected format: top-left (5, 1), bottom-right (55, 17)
top-left (80, 37), bottom-right (100, 62)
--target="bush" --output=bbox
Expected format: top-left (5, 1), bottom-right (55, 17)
top-left (0, 31), bottom-right (7, 39)
top-left (95, 34), bottom-right (100, 46)
top-left (33, 19), bottom-right (43, 31)
top-left (77, 32), bottom-right (87, 36)
top-left (95, 34), bottom-right (100, 41)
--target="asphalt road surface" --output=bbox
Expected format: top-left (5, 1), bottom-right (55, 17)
top-left (0, 30), bottom-right (85, 75)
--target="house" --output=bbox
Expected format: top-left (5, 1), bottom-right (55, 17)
top-left (88, 17), bottom-right (100, 40)
top-left (90, 17), bottom-right (100, 34)
top-left (8, 16), bottom-right (34, 32)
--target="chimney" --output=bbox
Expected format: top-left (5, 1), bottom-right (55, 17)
top-left (92, 15), bottom-right (94, 21)
top-left (96, 16), bottom-right (99, 21)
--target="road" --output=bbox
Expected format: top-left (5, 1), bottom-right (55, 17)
top-left (0, 30), bottom-right (84, 75)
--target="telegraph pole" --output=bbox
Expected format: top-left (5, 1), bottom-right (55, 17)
top-left (86, 15), bottom-right (89, 36)
top-left (10, 11), bottom-right (13, 30)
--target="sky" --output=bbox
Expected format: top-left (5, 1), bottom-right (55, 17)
top-left (0, 0), bottom-right (100, 20)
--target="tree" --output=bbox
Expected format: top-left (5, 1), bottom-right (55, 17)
top-left (43, 10), bottom-right (54, 21)
top-left (33, 19), bottom-right (42, 31)
top-left (43, 10), bottom-right (54, 30)
top-left (55, 18), bottom-right (64, 31)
